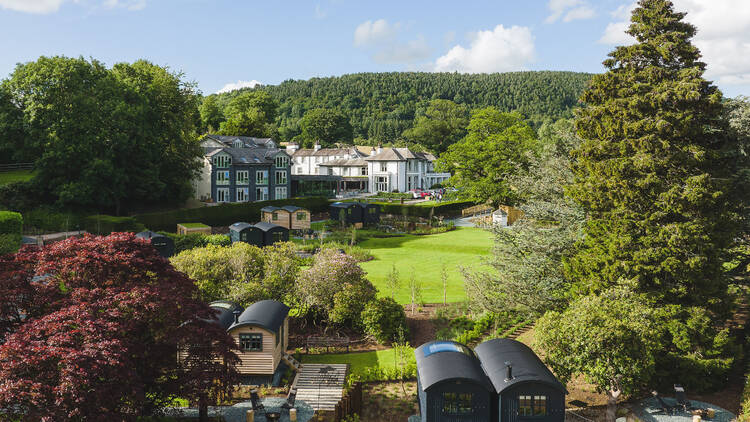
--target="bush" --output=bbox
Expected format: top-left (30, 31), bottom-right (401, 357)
top-left (134, 197), bottom-right (330, 232)
top-left (0, 211), bottom-right (22, 254)
top-left (654, 352), bottom-right (734, 393)
top-left (22, 208), bottom-right (83, 233)
top-left (204, 234), bottom-right (231, 247)
top-left (0, 181), bottom-right (47, 212)
top-left (376, 200), bottom-right (475, 218)
top-left (83, 215), bottom-right (146, 235)
top-left (361, 297), bottom-right (408, 344)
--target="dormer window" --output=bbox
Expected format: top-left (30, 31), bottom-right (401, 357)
top-left (233, 139), bottom-right (244, 148)
top-left (275, 155), bottom-right (289, 168)
top-left (214, 154), bottom-right (231, 168)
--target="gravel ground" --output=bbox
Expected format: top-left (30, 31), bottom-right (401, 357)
top-left (164, 398), bottom-right (315, 422)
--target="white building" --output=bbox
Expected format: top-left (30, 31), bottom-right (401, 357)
top-left (364, 147), bottom-right (450, 193)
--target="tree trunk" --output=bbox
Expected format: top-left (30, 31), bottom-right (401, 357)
top-left (606, 388), bottom-right (621, 422)
top-left (199, 396), bottom-right (209, 422)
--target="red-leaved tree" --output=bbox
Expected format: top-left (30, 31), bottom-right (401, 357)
top-left (0, 233), bottom-right (239, 421)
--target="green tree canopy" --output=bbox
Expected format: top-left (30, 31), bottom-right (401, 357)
top-left (401, 99), bottom-right (468, 153)
top-left (297, 108), bottom-right (353, 147)
top-left (218, 90), bottom-right (278, 137)
top-left (437, 108), bottom-right (538, 206)
top-left (199, 95), bottom-right (224, 133)
top-left (568, 0), bottom-right (747, 309)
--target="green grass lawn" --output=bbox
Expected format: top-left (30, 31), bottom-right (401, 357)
top-left (0, 170), bottom-right (34, 185)
top-left (300, 348), bottom-right (408, 378)
top-left (358, 227), bottom-right (493, 304)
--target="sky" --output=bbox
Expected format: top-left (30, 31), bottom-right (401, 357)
top-left (0, 0), bottom-right (749, 97)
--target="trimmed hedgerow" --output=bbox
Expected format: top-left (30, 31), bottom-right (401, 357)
top-left (83, 215), bottom-right (146, 235)
top-left (0, 211), bottom-right (23, 254)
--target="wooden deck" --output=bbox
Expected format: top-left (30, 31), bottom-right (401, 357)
top-left (293, 363), bottom-right (348, 411)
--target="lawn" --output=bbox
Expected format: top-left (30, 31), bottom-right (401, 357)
top-left (300, 348), bottom-right (408, 379)
top-left (358, 227), bottom-right (493, 304)
top-left (0, 170), bottom-right (34, 185)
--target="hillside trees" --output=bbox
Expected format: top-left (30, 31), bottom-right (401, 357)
top-left (218, 90), bottom-right (278, 138)
top-left (2, 56), bottom-right (202, 214)
top-left (0, 233), bottom-right (238, 420)
top-left (297, 108), bottom-right (354, 147)
top-left (437, 108), bottom-right (538, 206)
top-left (463, 119), bottom-right (584, 316)
top-left (199, 95), bottom-right (224, 133)
top-left (401, 99), bottom-right (469, 153)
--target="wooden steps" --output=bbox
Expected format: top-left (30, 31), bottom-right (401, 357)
top-left (294, 363), bottom-right (348, 411)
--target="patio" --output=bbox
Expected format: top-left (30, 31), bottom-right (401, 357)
top-left (617, 396), bottom-right (736, 422)
top-left (164, 397), bottom-right (315, 422)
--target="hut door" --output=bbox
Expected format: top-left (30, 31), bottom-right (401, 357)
top-left (505, 396), bottom-right (519, 422)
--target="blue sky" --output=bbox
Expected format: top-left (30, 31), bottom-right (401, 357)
top-left (1, 0), bottom-right (749, 96)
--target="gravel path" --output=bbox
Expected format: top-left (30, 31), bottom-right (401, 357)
top-left (164, 398), bottom-right (314, 422)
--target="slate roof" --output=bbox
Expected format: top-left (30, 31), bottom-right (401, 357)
top-left (135, 230), bottom-right (169, 241)
top-left (229, 222), bottom-right (254, 231)
top-left (474, 338), bottom-right (566, 394)
top-left (229, 300), bottom-right (290, 334)
top-left (318, 158), bottom-right (368, 167)
top-left (292, 147), bottom-right (367, 158)
top-left (206, 147), bottom-right (288, 165)
top-left (281, 205), bottom-right (304, 212)
top-left (204, 134), bottom-right (275, 148)
top-left (414, 340), bottom-right (494, 392)
top-left (330, 201), bottom-right (359, 208)
top-left (364, 147), bottom-right (437, 162)
top-left (207, 300), bottom-right (244, 331)
top-left (260, 206), bottom-right (281, 213)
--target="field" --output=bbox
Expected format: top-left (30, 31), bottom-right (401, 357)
top-left (0, 170), bottom-right (33, 185)
top-left (358, 227), bottom-right (493, 304)
top-left (300, 348), bottom-right (409, 378)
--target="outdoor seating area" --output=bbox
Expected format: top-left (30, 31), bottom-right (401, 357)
top-left (165, 397), bottom-right (315, 422)
top-left (617, 395), bottom-right (736, 422)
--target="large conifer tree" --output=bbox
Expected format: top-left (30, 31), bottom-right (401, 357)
top-left (570, 0), bottom-right (744, 308)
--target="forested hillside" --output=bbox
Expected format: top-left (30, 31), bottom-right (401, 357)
top-left (209, 71), bottom-right (593, 143)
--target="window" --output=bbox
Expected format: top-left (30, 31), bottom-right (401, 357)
top-left (272, 231), bottom-right (286, 243)
top-left (236, 188), bottom-right (249, 202)
top-left (216, 188), bottom-right (229, 203)
top-left (239, 333), bottom-right (263, 351)
top-left (272, 212), bottom-right (278, 221)
top-left (518, 395), bottom-right (547, 416)
top-left (375, 176), bottom-right (388, 193)
top-left (275, 187), bottom-right (288, 200)
top-left (379, 162), bottom-right (387, 172)
top-left (236, 170), bottom-right (249, 185)
top-left (361, 166), bottom-right (368, 176)
top-left (369, 208), bottom-right (377, 215)
top-left (256, 170), bottom-right (268, 185)
top-left (442, 392), bottom-right (472, 415)
top-left (233, 139), bottom-right (244, 148)
top-left (297, 212), bottom-right (306, 221)
top-left (214, 154), bottom-right (231, 168)
top-left (216, 170), bottom-right (229, 185)
top-left (275, 155), bottom-right (289, 168)
top-left (256, 187), bottom-right (268, 201)
top-left (275, 170), bottom-right (287, 185)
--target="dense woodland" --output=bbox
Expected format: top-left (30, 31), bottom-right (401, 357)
top-left (206, 71), bottom-right (593, 143)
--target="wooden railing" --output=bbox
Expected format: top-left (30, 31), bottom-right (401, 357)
top-left (305, 336), bottom-right (350, 353)
top-left (461, 204), bottom-right (493, 217)
top-left (334, 382), bottom-right (362, 421)
top-left (0, 163), bottom-right (33, 172)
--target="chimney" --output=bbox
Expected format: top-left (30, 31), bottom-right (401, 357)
top-left (233, 310), bottom-right (241, 324)
top-left (370, 147), bottom-right (376, 156)
top-left (376, 144), bottom-right (382, 154)
top-left (286, 142), bottom-right (299, 154)
top-left (314, 141), bottom-right (321, 152)
top-left (505, 361), bottom-right (514, 381)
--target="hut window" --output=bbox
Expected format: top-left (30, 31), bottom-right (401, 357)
top-left (519, 395), bottom-right (547, 416)
top-left (239, 333), bottom-right (263, 351)
top-left (273, 231), bottom-right (286, 243)
top-left (442, 392), bottom-right (472, 415)
top-left (272, 212), bottom-right (278, 221)
top-left (297, 212), bottom-right (306, 221)
top-left (533, 395), bottom-right (547, 416)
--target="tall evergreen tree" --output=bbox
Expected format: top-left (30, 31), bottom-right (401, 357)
top-left (569, 0), bottom-right (745, 308)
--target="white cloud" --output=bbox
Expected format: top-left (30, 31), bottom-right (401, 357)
top-left (433, 24), bottom-right (535, 73)
top-left (354, 19), bottom-right (399, 47)
top-left (546, 0), bottom-right (596, 23)
top-left (103, 0), bottom-right (146, 10)
top-left (600, 0), bottom-right (750, 88)
top-left (217, 80), bottom-right (262, 94)
top-left (0, 0), bottom-right (67, 13)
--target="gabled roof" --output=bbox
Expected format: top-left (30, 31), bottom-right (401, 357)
top-left (204, 134), bottom-right (275, 148)
top-left (364, 147), bottom-right (437, 162)
top-left (229, 300), bottom-right (290, 334)
top-left (260, 206), bottom-right (281, 213)
top-left (292, 147), bottom-right (367, 158)
top-left (474, 338), bottom-right (566, 394)
top-left (207, 300), bottom-right (244, 331)
top-left (414, 341), bottom-right (494, 392)
top-left (206, 147), bottom-right (288, 165)
top-left (229, 222), bottom-right (255, 231)
top-left (254, 222), bottom-right (285, 232)
top-left (281, 205), bottom-right (304, 212)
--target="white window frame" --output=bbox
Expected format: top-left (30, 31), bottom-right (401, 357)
top-left (275, 155), bottom-right (289, 168)
top-left (256, 170), bottom-right (268, 185)
top-left (236, 187), bottom-right (249, 202)
top-left (214, 154), bottom-right (231, 168)
top-left (379, 162), bottom-right (387, 172)
top-left (236, 170), bottom-right (249, 185)
top-left (255, 187), bottom-right (268, 201)
top-left (275, 186), bottom-right (288, 200)
top-left (216, 170), bottom-right (230, 185)
top-left (361, 166), bottom-right (368, 176)
top-left (376, 176), bottom-right (388, 192)
top-left (216, 188), bottom-right (229, 203)
top-left (275, 170), bottom-right (287, 185)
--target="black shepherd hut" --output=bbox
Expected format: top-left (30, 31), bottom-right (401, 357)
top-left (136, 231), bottom-right (175, 258)
top-left (475, 339), bottom-right (566, 422)
top-left (360, 202), bottom-right (381, 224)
top-left (254, 222), bottom-right (289, 246)
top-left (329, 202), bottom-right (363, 225)
top-left (415, 341), bottom-right (493, 422)
top-left (229, 222), bottom-right (264, 247)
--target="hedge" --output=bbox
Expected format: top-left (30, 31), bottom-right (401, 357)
top-left (134, 197), bottom-right (330, 232)
top-left (0, 211), bottom-right (22, 254)
top-left (375, 200), bottom-right (476, 218)
top-left (84, 215), bottom-right (146, 235)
